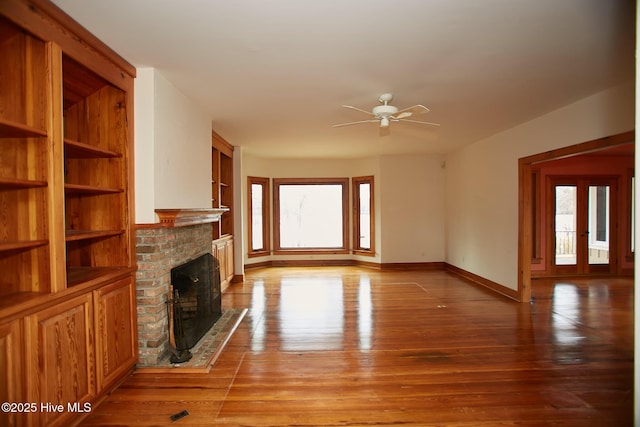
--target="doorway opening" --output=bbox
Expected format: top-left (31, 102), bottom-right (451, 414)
top-left (518, 131), bottom-right (634, 302)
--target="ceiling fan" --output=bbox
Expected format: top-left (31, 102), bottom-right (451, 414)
top-left (332, 93), bottom-right (440, 133)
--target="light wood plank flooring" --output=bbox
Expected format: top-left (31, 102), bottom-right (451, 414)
top-left (80, 267), bottom-right (633, 426)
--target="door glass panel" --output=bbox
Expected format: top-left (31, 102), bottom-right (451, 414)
top-left (588, 185), bottom-right (610, 265)
top-left (555, 186), bottom-right (577, 265)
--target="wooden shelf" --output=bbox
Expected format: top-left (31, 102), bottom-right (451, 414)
top-left (0, 240), bottom-right (48, 253)
top-left (64, 183), bottom-right (123, 194)
top-left (64, 138), bottom-right (122, 158)
top-left (65, 230), bottom-right (125, 242)
top-left (0, 177), bottom-right (48, 189)
top-left (0, 118), bottom-right (47, 138)
top-left (0, 291), bottom-right (49, 314)
top-left (66, 266), bottom-right (131, 287)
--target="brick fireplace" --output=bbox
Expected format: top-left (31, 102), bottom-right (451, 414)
top-left (135, 209), bottom-right (227, 366)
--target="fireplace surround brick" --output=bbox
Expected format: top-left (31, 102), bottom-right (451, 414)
top-left (135, 223), bottom-right (213, 366)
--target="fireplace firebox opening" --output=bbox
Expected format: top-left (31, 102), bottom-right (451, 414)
top-left (167, 253), bottom-right (222, 363)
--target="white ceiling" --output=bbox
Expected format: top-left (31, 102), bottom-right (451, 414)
top-left (52, 0), bottom-right (635, 159)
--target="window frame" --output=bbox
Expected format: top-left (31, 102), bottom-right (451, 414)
top-left (352, 175), bottom-right (375, 256)
top-left (247, 176), bottom-right (270, 257)
top-left (273, 177), bottom-right (349, 254)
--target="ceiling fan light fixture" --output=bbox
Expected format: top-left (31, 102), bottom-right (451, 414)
top-left (380, 117), bottom-right (390, 128)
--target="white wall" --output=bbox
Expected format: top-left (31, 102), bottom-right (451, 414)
top-left (445, 81), bottom-right (635, 290)
top-left (153, 72), bottom-right (211, 209)
top-left (134, 68), bottom-right (212, 224)
top-left (134, 68), bottom-right (156, 223)
top-left (379, 155), bottom-right (445, 264)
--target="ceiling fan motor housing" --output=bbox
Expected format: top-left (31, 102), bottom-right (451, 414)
top-left (372, 105), bottom-right (398, 118)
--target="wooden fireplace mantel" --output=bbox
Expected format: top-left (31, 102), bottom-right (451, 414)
top-left (154, 208), bottom-right (229, 228)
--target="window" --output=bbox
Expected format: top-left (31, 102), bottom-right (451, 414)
top-left (247, 176), bottom-right (270, 257)
top-left (273, 178), bottom-right (349, 254)
top-left (588, 185), bottom-right (609, 249)
top-left (353, 175), bottom-right (375, 256)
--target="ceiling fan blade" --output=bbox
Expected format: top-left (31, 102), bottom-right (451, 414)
top-left (398, 118), bottom-right (440, 126)
top-left (332, 119), bottom-right (379, 127)
top-left (395, 104), bottom-right (430, 119)
top-left (342, 105), bottom-right (375, 116)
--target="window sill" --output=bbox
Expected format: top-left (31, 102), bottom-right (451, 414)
top-left (273, 248), bottom-right (349, 255)
top-left (352, 250), bottom-right (375, 257)
top-left (248, 250), bottom-right (270, 258)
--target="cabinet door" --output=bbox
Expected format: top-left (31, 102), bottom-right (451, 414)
top-left (0, 320), bottom-right (25, 427)
top-left (226, 238), bottom-right (234, 281)
top-left (216, 241), bottom-right (228, 285)
top-left (26, 294), bottom-right (94, 427)
top-left (94, 277), bottom-right (137, 392)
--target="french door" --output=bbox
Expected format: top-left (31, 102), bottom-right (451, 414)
top-left (548, 177), bottom-right (618, 275)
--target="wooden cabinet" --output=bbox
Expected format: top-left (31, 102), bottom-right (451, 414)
top-left (93, 278), bottom-right (137, 393)
top-left (212, 130), bottom-right (234, 287)
top-left (213, 236), bottom-right (234, 290)
top-left (0, 1), bottom-right (137, 425)
top-left (226, 238), bottom-right (235, 281)
top-left (25, 294), bottom-right (95, 427)
top-left (0, 320), bottom-right (25, 427)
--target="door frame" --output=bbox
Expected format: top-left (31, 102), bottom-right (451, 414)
top-left (517, 131), bottom-right (634, 302)
top-left (546, 175), bottom-right (619, 276)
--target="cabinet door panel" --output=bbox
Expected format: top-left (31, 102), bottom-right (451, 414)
top-left (26, 294), bottom-right (94, 427)
top-left (0, 321), bottom-right (24, 427)
top-left (226, 239), bottom-right (234, 280)
top-left (94, 277), bottom-right (137, 392)
top-left (216, 241), bottom-right (228, 284)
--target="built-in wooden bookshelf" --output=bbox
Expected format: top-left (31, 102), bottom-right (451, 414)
top-left (212, 130), bottom-right (234, 239)
top-left (63, 57), bottom-right (131, 280)
top-left (0, 16), bottom-right (51, 301)
top-left (212, 130), bottom-right (235, 287)
top-left (0, 2), bottom-right (137, 425)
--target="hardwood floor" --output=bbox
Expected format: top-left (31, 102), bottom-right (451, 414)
top-left (80, 267), bottom-right (634, 426)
